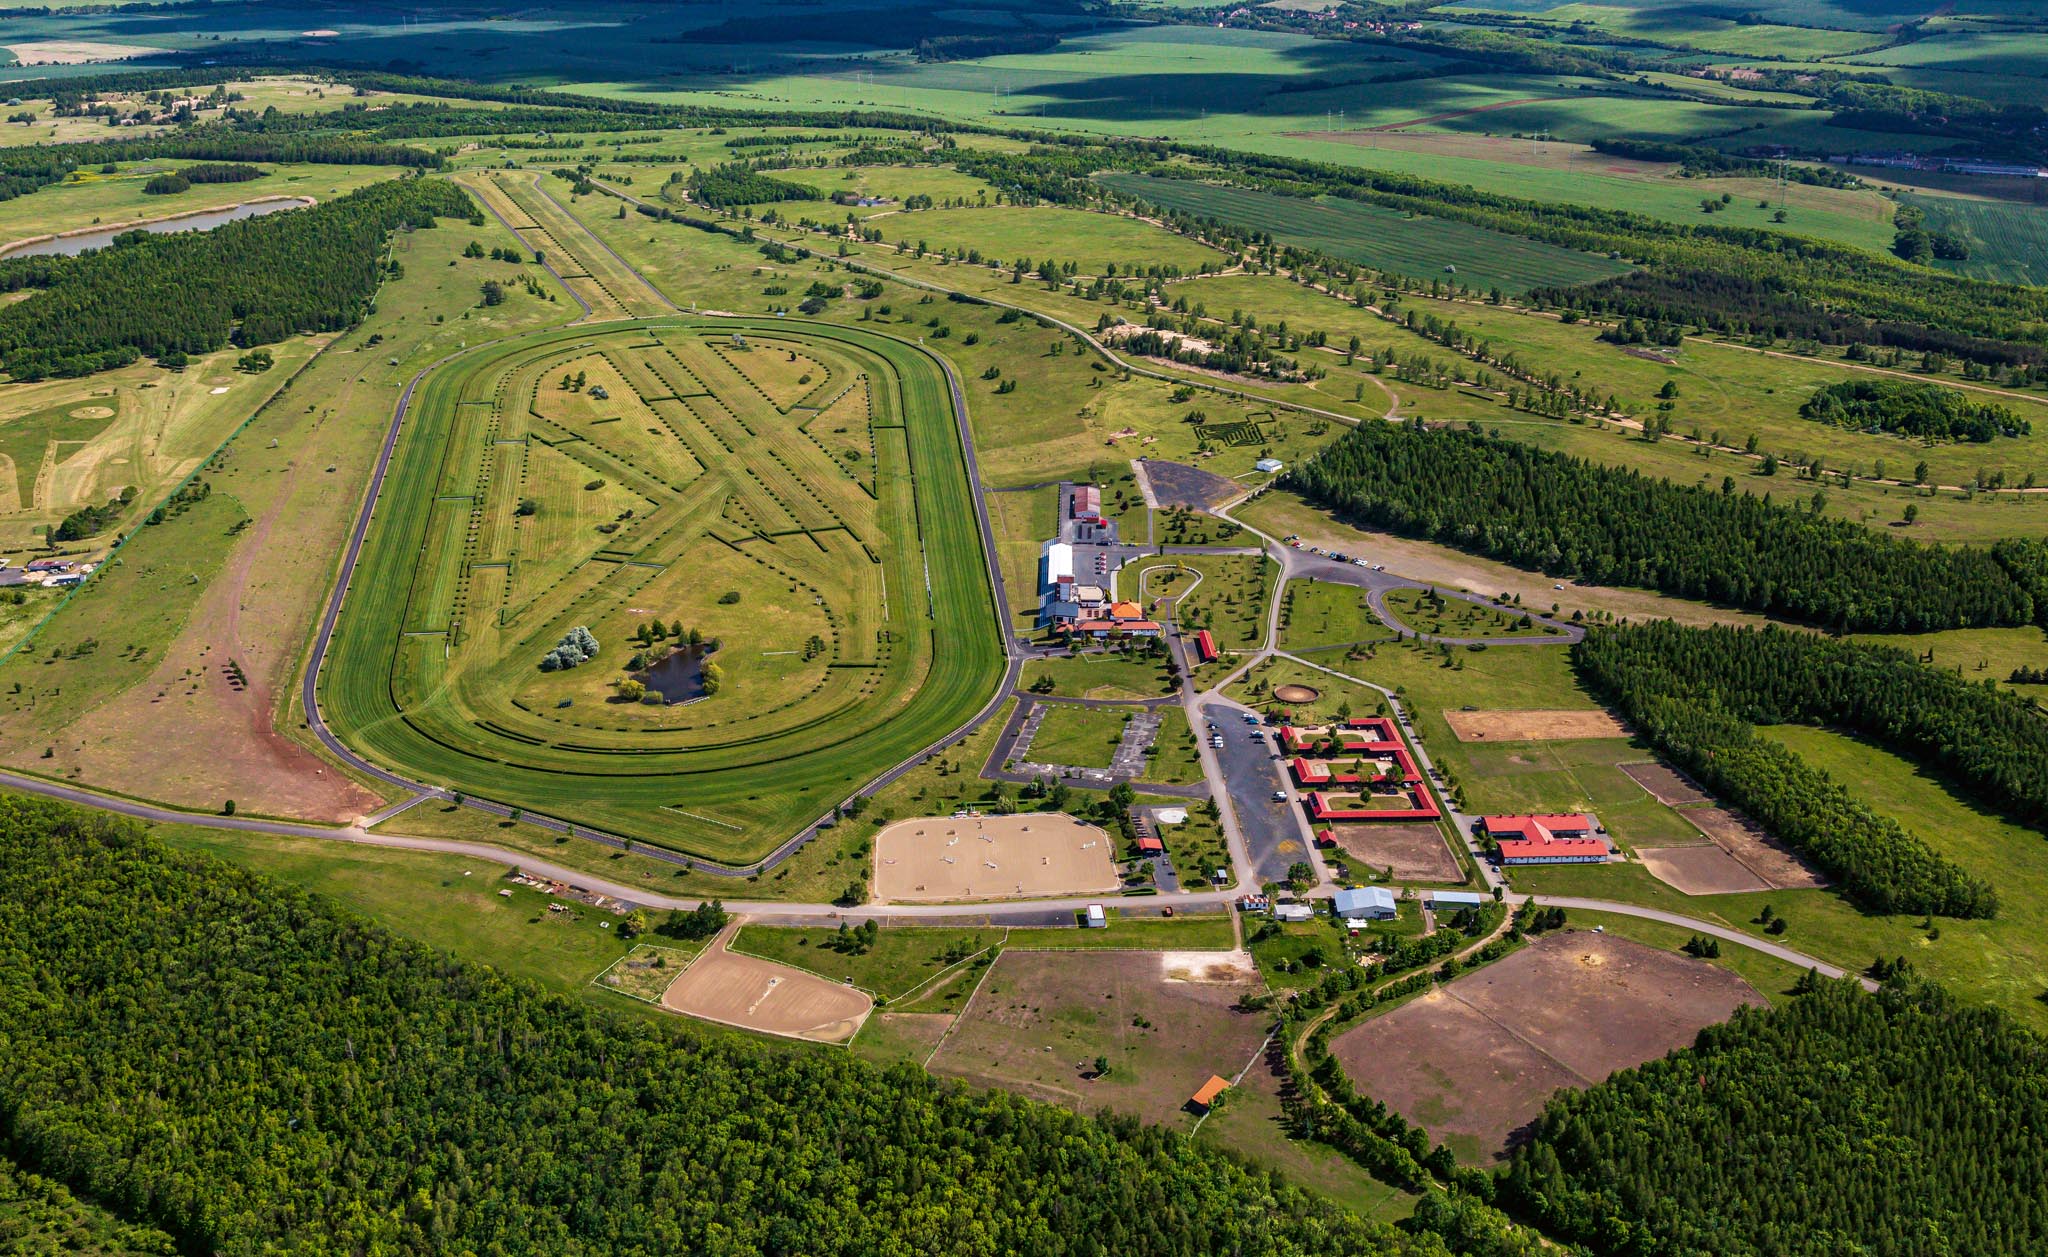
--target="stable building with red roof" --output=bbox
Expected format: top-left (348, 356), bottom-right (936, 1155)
top-left (1192, 629), bottom-right (1217, 664)
top-left (1482, 814), bottom-right (1607, 864)
top-left (1285, 717), bottom-right (1440, 821)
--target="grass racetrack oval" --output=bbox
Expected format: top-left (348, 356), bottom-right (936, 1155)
top-left (316, 318), bottom-right (1003, 864)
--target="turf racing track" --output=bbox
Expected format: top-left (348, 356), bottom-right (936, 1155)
top-left (315, 319), bottom-right (1004, 865)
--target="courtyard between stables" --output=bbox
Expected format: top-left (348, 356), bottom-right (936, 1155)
top-left (319, 320), bottom-right (1002, 864)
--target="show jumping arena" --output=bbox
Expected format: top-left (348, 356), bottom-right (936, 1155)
top-left (873, 812), bottom-right (1122, 901)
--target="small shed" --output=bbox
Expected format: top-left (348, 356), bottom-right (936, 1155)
top-left (1334, 886), bottom-right (1398, 921)
top-left (1273, 903), bottom-right (1314, 923)
top-left (1254, 458), bottom-right (1284, 473)
top-left (1084, 904), bottom-right (1107, 928)
top-left (1190, 1075), bottom-right (1231, 1112)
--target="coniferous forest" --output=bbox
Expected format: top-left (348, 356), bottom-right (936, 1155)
top-left (1284, 421), bottom-right (2034, 632)
top-left (0, 796), bottom-right (1435, 1257)
top-left (1574, 620), bottom-right (2048, 834)
top-left (1498, 976), bottom-right (2048, 1257)
top-left (0, 175), bottom-right (476, 379)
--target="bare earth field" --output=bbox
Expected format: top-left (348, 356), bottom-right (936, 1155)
top-left (1637, 845), bottom-right (1771, 895)
top-left (872, 812), bottom-right (1120, 902)
top-left (928, 949), bottom-right (1267, 1126)
top-left (1444, 709), bottom-right (1630, 742)
top-left (1137, 458), bottom-right (1242, 511)
top-left (1331, 931), bottom-right (1764, 1161)
top-left (6, 41), bottom-right (165, 65)
top-left (1620, 761), bottom-right (1709, 806)
top-left (1684, 807), bottom-right (1829, 890)
top-left (661, 930), bottom-right (873, 1044)
top-left (1327, 821), bottom-right (1462, 883)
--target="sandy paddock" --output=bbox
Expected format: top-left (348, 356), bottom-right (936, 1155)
top-left (872, 812), bottom-right (1121, 901)
top-left (1443, 708), bottom-right (1629, 742)
top-left (661, 935), bottom-right (872, 1044)
top-left (1638, 845), bottom-right (1771, 895)
top-left (1686, 807), bottom-right (1828, 890)
top-left (1620, 761), bottom-right (1709, 805)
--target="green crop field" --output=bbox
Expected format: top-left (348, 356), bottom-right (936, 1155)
top-left (1095, 173), bottom-right (1632, 294)
top-left (319, 319), bottom-right (1002, 864)
top-left (1904, 193), bottom-right (2048, 288)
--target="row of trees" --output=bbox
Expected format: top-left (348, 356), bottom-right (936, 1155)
top-left (1284, 421), bottom-right (2034, 632)
top-left (0, 174), bottom-right (476, 380)
top-left (1574, 618), bottom-right (2048, 838)
top-left (1799, 378), bottom-right (2027, 443)
top-left (1498, 975), bottom-right (2048, 1257)
top-left (0, 795), bottom-right (1441, 1256)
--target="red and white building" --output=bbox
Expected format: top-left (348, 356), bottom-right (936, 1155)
top-left (1481, 814), bottom-right (1607, 864)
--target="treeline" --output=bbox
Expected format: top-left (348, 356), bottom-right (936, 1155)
top-left (0, 795), bottom-right (1438, 1256)
top-left (176, 161), bottom-right (263, 183)
top-left (1575, 618), bottom-right (2048, 838)
top-left (0, 175), bottom-right (474, 380)
top-left (0, 1148), bottom-right (175, 1255)
top-left (917, 32), bottom-right (1060, 61)
top-left (1800, 378), bottom-right (2026, 443)
top-left (1499, 975), bottom-right (2048, 1256)
top-left (684, 161), bottom-right (820, 208)
top-left (1590, 138), bottom-right (1857, 187)
top-left (0, 127), bottom-right (439, 207)
top-left (1283, 421), bottom-right (2034, 632)
top-left (1992, 537), bottom-right (2048, 627)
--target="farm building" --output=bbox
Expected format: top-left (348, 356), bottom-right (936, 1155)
top-left (1289, 718), bottom-right (1440, 821)
top-left (1070, 485), bottom-right (1103, 521)
top-left (1189, 1075), bottom-right (1231, 1112)
top-left (1428, 891), bottom-right (1488, 910)
top-left (1254, 458), bottom-right (1283, 473)
top-left (1069, 618), bottom-right (1161, 639)
top-left (1273, 902), bottom-right (1315, 923)
top-left (1192, 629), bottom-right (1218, 664)
top-left (1085, 904), bottom-right (1107, 928)
top-left (1482, 815), bottom-right (1607, 865)
top-left (1334, 887), bottom-right (1398, 921)
top-left (1136, 834), bottom-right (1165, 855)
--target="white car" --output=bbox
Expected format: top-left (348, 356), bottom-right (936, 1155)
top-left (1271, 790), bottom-right (1289, 803)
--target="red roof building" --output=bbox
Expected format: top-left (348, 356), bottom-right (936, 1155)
top-left (1193, 629), bottom-right (1217, 664)
top-left (1482, 815), bottom-right (1605, 864)
top-left (1190, 1075), bottom-right (1231, 1111)
top-left (1285, 717), bottom-right (1439, 821)
top-left (1136, 834), bottom-right (1165, 855)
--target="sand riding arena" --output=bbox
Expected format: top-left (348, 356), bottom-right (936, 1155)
top-left (873, 812), bottom-right (1121, 901)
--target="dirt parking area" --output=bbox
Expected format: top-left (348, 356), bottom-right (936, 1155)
top-left (1686, 807), bottom-right (1828, 890)
top-left (929, 949), bottom-right (1267, 1126)
top-left (1638, 845), bottom-right (1770, 895)
top-left (1621, 761), bottom-right (1709, 806)
top-left (873, 812), bottom-right (1120, 902)
top-left (1444, 709), bottom-right (1629, 742)
top-left (661, 931), bottom-right (872, 1044)
top-left (1331, 931), bottom-right (1762, 1161)
top-left (1136, 458), bottom-right (1242, 511)
top-left (1327, 822), bottom-right (1462, 882)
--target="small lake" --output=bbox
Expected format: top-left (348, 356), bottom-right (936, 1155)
top-left (640, 643), bottom-right (715, 704)
top-left (1, 197), bottom-right (314, 259)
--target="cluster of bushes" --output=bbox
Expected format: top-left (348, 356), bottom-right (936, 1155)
top-left (537, 625), bottom-right (599, 672)
top-left (1572, 620), bottom-right (2024, 917)
top-left (1799, 379), bottom-right (2025, 443)
top-left (683, 162), bottom-right (819, 209)
top-left (1284, 420), bottom-right (2034, 632)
